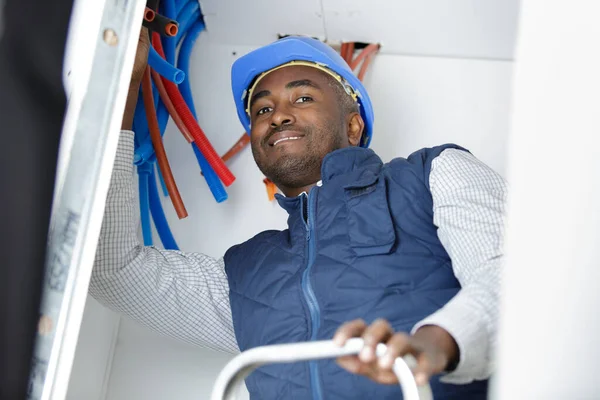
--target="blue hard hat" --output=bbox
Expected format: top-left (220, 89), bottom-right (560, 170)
top-left (231, 36), bottom-right (375, 147)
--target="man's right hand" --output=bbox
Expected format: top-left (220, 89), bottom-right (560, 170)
top-left (122, 26), bottom-right (150, 130)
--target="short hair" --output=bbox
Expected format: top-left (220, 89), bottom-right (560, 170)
top-left (324, 73), bottom-right (360, 116)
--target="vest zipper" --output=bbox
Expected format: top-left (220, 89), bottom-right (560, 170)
top-left (301, 190), bottom-right (324, 400)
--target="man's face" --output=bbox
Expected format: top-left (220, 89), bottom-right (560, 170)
top-left (248, 65), bottom-right (353, 191)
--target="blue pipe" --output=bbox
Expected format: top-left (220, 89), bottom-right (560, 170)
top-left (177, 11), bottom-right (201, 47)
top-left (132, 120), bottom-right (140, 148)
top-left (148, 46), bottom-right (185, 84)
top-left (177, 20), bottom-right (226, 203)
top-left (149, 168), bottom-right (179, 250)
top-left (157, 100), bottom-right (170, 134)
top-left (137, 163), bottom-right (153, 246)
top-left (133, 93), bottom-right (151, 164)
top-left (175, 0), bottom-right (192, 15)
top-left (156, 159), bottom-right (169, 197)
top-left (178, 20), bottom-right (205, 118)
top-left (132, 63), bottom-right (176, 247)
top-left (193, 143), bottom-right (228, 202)
top-left (175, 2), bottom-right (200, 41)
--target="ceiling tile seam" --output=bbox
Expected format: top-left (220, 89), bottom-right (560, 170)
top-left (319, 0), bottom-right (328, 39)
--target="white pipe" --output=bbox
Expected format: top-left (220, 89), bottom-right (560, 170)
top-left (493, 1), bottom-right (600, 398)
top-left (210, 338), bottom-right (433, 400)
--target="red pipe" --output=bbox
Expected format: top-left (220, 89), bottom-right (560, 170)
top-left (152, 32), bottom-right (235, 186)
top-left (340, 43), bottom-right (348, 63)
top-left (344, 42), bottom-right (355, 64)
top-left (151, 68), bottom-right (194, 143)
top-left (144, 7), bottom-right (156, 22)
top-left (165, 23), bottom-right (178, 37)
top-left (357, 51), bottom-right (375, 81)
top-left (350, 43), bottom-right (379, 71)
top-left (222, 133), bottom-right (250, 163)
top-left (142, 67), bottom-right (188, 219)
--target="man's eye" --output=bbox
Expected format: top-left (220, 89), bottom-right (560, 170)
top-left (295, 96), bottom-right (313, 103)
top-left (256, 106), bottom-right (272, 116)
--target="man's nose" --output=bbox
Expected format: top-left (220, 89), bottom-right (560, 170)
top-left (270, 105), bottom-right (295, 128)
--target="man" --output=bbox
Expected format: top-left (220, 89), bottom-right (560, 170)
top-left (91, 31), bottom-right (505, 399)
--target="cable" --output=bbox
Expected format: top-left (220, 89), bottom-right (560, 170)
top-left (151, 68), bottom-right (194, 142)
top-left (176, 20), bottom-right (227, 201)
top-left (193, 143), bottom-right (228, 202)
top-left (156, 162), bottom-right (169, 197)
top-left (143, 11), bottom-right (179, 37)
top-left (144, 7), bottom-right (156, 23)
top-left (162, 0), bottom-right (178, 64)
top-left (344, 42), bottom-right (355, 64)
top-left (177, 20), bottom-right (205, 118)
top-left (148, 45), bottom-right (185, 83)
top-left (177, 10), bottom-right (201, 47)
top-left (142, 66), bottom-right (189, 218)
top-left (157, 99), bottom-right (170, 137)
top-left (349, 43), bottom-right (379, 71)
top-left (341, 43), bottom-right (348, 62)
top-left (357, 51), bottom-right (376, 81)
top-left (133, 91), bottom-right (153, 165)
top-left (137, 163), bottom-right (153, 246)
top-left (174, 0), bottom-right (192, 15)
top-left (175, 1), bottom-right (200, 44)
top-left (176, 21), bottom-right (228, 202)
top-left (153, 34), bottom-right (236, 187)
top-left (148, 168), bottom-right (180, 249)
top-left (221, 133), bottom-right (250, 163)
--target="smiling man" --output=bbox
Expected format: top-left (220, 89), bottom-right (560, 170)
top-left (247, 65), bottom-right (363, 197)
top-left (91, 33), bottom-right (506, 399)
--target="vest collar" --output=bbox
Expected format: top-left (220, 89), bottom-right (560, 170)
top-left (321, 146), bottom-right (382, 183)
top-left (275, 147), bottom-right (383, 214)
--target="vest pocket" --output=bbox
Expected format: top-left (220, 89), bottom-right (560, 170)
top-left (344, 173), bottom-right (396, 256)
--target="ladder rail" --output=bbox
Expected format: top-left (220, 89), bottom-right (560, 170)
top-left (27, 1), bottom-right (147, 398)
top-left (211, 338), bottom-right (434, 400)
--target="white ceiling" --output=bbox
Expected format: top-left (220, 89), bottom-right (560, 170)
top-left (200, 0), bottom-right (520, 60)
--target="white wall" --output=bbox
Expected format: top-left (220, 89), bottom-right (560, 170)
top-left (493, 2), bottom-right (600, 398)
top-left (66, 298), bottom-right (120, 400)
top-left (201, 0), bottom-right (519, 60)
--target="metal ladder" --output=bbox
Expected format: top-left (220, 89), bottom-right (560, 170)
top-left (27, 0), bottom-right (147, 398)
top-left (211, 338), bottom-right (433, 400)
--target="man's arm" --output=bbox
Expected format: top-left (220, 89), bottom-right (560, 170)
top-left (90, 130), bottom-right (238, 354)
top-left (412, 148), bottom-right (506, 383)
top-left (333, 148), bottom-right (506, 386)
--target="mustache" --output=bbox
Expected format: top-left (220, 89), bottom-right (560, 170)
top-left (263, 125), bottom-right (307, 146)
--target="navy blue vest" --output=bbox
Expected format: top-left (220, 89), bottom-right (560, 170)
top-left (225, 145), bottom-right (489, 399)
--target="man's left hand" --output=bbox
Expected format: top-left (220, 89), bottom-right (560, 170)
top-left (333, 319), bottom-right (459, 386)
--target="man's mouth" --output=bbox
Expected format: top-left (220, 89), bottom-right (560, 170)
top-left (267, 130), bottom-right (305, 147)
top-left (272, 136), bottom-right (302, 146)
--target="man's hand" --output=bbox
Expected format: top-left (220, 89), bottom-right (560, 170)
top-left (122, 26), bottom-right (150, 130)
top-left (333, 319), bottom-right (459, 386)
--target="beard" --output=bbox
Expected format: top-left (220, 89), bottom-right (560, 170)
top-left (252, 122), bottom-right (345, 190)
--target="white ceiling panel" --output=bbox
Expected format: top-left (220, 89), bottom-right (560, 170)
top-left (200, 0), bottom-right (326, 46)
top-left (321, 0), bottom-right (518, 59)
top-left (198, 0), bottom-right (519, 60)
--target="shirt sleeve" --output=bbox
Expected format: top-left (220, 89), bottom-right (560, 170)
top-left (89, 130), bottom-right (239, 354)
top-left (412, 148), bottom-right (507, 383)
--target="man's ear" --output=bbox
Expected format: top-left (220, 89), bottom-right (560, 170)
top-left (347, 113), bottom-right (365, 147)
